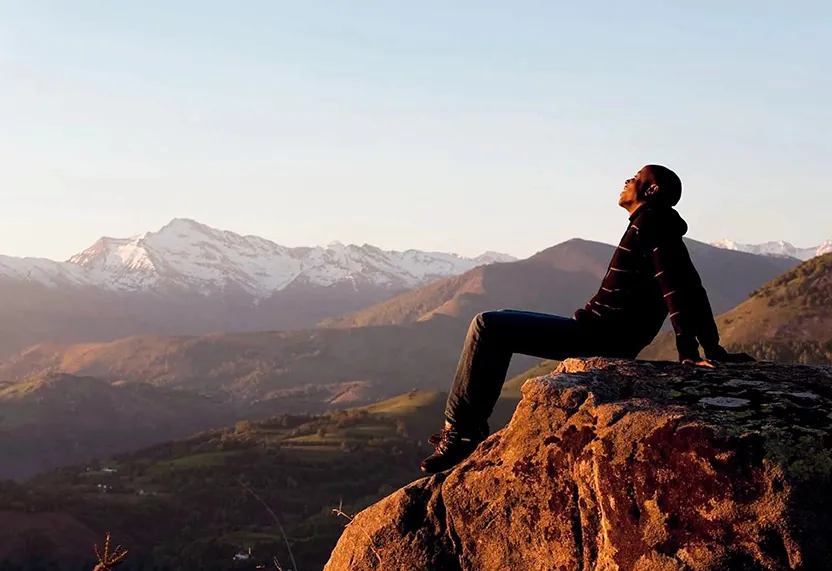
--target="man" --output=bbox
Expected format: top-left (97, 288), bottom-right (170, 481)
top-left (421, 165), bottom-right (754, 474)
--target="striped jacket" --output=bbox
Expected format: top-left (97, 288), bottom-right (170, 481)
top-left (574, 204), bottom-right (720, 362)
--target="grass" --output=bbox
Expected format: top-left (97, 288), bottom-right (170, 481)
top-left (502, 360), bottom-right (561, 396)
top-left (362, 390), bottom-right (445, 416)
top-left (0, 380), bottom-right (38, 398)
top-left (283, 434), bottom-right (346, 445)
top-left (279, 445), bottom-right (343, 456)
top-left (345, 425), bottom-right (391, 436)
top-left (163, 451), bottom-right (238, 468)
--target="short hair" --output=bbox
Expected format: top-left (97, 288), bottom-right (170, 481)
top-left (644, 165), bottom-right (682, 207)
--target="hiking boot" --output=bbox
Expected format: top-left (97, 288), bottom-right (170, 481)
top-left (428, 422), bottom-right (489, 448)
top-left (421, 426), bottom-right (487, 474)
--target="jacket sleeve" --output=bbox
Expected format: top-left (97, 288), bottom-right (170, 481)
top-left (636, 213), bottom-right (721, 361)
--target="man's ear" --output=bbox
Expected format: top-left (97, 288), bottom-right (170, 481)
top-left (644, 184), bottom-right (660, 198)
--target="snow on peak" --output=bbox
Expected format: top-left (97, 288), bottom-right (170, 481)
top-left (3, 219), bottom-right (517, 296)
top-left (70, 237), bottom-right (156, 272)
top-left (0, 255), bottom-right (90, 287)
top-left (473, 251), bottom-right (518, 265)
top-left (711, 238), bottom-right (831, 261)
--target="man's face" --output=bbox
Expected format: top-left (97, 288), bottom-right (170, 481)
top-left (618, 168), bottom-right (645, 209)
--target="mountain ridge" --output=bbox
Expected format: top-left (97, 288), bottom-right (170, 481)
top-left (0, 370), bottom-right (239, 480)
top-left (0, 219), bottom-right (516, 357)
top-left (323, 237), bottom-right (799, 329)
top-left (712, 237), bottom-right (832, 261)
top-left (0, 239), bottom-right (800, 405)
top-left (2, 218), bottom-right (517, 296)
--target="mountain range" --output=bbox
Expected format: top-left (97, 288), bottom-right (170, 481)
top-left (712, 238), bottom-right (832, 261)
top-left (0, 220), bottom-right (819, 482)
top-left (1, 218), bottom-right (820, 361)
top-left (0, 219), bottom-right (515, 358)
top-left (323, 238), bottom-right (799, 328)
top-left (2, 218), bottom-right (514, 294)
top-left (0, 236), bottom-right (800, 480)
top-left (1, 238), bottom-right (796, 397)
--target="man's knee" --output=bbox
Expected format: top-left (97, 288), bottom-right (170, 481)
top-left (471, 310), bottom-right (506, 333)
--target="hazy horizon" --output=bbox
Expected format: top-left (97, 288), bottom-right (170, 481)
top-left (2, 214), bottom-right (829, 265)
top-left (2, 1), bottom-right (830, 260)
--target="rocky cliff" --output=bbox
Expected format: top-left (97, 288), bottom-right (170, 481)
top-left (325, 358), bottom-right (832, 570)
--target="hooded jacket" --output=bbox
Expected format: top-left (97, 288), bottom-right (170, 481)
top-left (574, 204), bottom-right (720, 362)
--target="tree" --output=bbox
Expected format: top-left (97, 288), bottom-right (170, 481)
top-left (235, 420), bottom-right (253, 435)
top-left (395, 420), bottom-right (408, 438)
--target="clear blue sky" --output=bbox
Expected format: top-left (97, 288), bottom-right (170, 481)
top-left (1, 1), bottom-right (830, 260)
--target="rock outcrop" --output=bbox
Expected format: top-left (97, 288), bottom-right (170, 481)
top-left (325, 358), bottom-right (832, 570)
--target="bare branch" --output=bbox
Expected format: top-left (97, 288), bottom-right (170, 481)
top-left (92, 532), bottom-right (128, 571)
top-left (331, 499), bottom-right (381, 564)
top-left (239, 478), bottom-right (299, 571)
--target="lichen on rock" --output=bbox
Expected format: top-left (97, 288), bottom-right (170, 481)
top-left (324, 358), bottom-right (832, 570)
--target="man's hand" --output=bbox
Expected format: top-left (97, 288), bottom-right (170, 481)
top-left (682, 359), bottom-right (717, 368)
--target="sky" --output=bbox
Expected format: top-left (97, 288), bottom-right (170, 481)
top-left (1, 1), bottom-right (830, 260)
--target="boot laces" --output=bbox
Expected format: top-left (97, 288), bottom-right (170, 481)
top-left (435, 428), bottom-right (474, 453)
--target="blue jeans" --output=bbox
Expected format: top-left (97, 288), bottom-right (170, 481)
top-left (444, 310), bottom-right (629, 430)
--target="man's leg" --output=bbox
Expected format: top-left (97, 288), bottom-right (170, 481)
top-left (444, 310), bottom-right (596, 432)
top-left (422, 310), bottom-right (601, 473)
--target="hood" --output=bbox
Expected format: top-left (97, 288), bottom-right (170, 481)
top-left (631, 205), bottom-right (688, 237)
top-left (661, 207), bottom-right (689, 237)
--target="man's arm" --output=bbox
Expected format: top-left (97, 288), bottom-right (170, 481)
top-left (636, 213), bottom-right (721, 362)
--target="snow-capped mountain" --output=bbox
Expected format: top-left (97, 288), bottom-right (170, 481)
top-left (711, 239), bottom-right (832, 261)
top-left (2, 218), bottom-right (517, 296)
top-left (0, 255), bottom-right (89, 288)
top-left (469, 251), bottom-right (518, 265)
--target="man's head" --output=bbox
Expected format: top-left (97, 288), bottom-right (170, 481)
top-left (619, 165), bottom-right (682, 213)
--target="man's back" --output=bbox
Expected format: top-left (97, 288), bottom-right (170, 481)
top-left (574, 204), bottom-right (718, 361)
